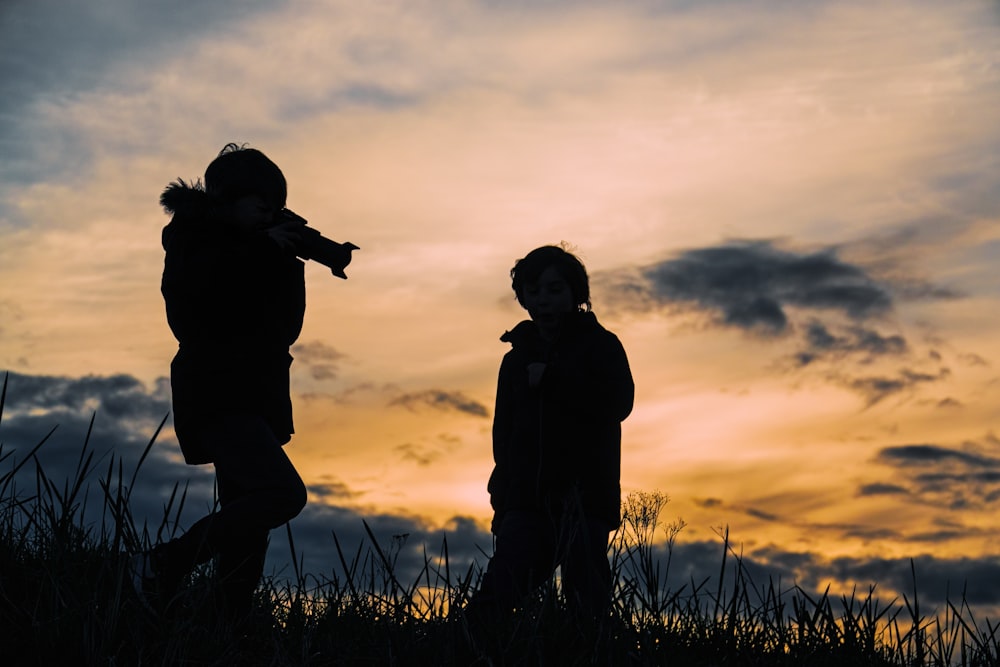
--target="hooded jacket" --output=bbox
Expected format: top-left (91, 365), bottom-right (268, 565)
top-left (487, 311), bottom-right (634, 530)
top-left (160, 180), bottom-right (305, 464)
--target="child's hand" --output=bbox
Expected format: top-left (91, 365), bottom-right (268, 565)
top-left (527, 362), bottom-right (547, 387)
top-left (266, 218), bottom-right (306, 251)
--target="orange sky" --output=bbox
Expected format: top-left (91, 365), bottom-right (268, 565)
top-left (2, 0), bottom-right (1000, 609)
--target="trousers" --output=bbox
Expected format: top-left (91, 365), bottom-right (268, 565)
top-left (466, 502), bottom-right (613, 626)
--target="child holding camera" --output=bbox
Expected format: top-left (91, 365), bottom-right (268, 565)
top-left (133, 143), bottom-right (311, 622)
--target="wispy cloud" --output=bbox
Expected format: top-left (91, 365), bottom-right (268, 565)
top-left (795, 320), bottom-right (908, 367)
top-left (841, 368), bottom-right (950, 407)
top-left (292, 340), bottom-right (347, 381)
top-left (871, 440), bottom-right (1000, 511)
top-left (856, 482), bottom-right (909, 498)
top-left (878, 444), bottom-right (999, 469)
top-left (388, 389), bottom-right (489, 418)
top-left (395, 441), bottom-right (448, 467)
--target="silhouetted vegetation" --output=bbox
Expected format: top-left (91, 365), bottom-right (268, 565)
top-left (2, 373), bottom-right (999, 665)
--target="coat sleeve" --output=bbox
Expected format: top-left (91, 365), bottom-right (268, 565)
top-left (486, 352), bottom-right (516, 532)
top-left (161, 226), bottom-right (222, 349)
top-left (541, 331), bottom-right (634, 423)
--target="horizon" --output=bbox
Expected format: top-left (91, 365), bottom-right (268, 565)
top-left (2, 0), bottom-right (1000, 618)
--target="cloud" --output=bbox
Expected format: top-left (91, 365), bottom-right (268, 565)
top-left (825, 553), bottom-right (1000, 608)
top-left (600, 238), bottom-right (957, 339)
top-left (306, 478), bottom-right (360, 502)
top-left (395, 442), bottom-right (445, 467)
top-left (617, 536), bottom-right (1000, 615)
top-left (606, 240), bottom-right (895, 335)
top-left (877, 444), bottom-right (999, 469)
top-left (1, 371), bottom-right (170, 420)
top-left (271, 503), bottom-right (493, 587)
top-left (597, 238), bottom-right (966, 405)
top-left (856, 482), bottom-right (909, 497)
top-left (388, 389), bottom-right (489, 418)
top-left (795, 320), bottom-right (908, 367)
top-left (842, 367), bottom-right (950, 407)
top-left (0, 370), bottom-right (221, 542)
top-left (292, 340), bottom-right (347, 381)
top-left (869, 440), bottom-right (1000, 511)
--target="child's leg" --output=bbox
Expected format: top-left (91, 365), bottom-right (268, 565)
top-left (558, 514), bottom-right (613, 623)
top-left (209, 413), bottom-right (307, 538)
top-left (215, 529), bottom-right (268, 618)
top-left (152, 413), bottom-right (306, 602)
top-left (465, 509), bottom-right (556, 623)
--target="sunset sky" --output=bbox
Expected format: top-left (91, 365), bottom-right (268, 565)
top-left (3, 0), bottom-right (1000, 612)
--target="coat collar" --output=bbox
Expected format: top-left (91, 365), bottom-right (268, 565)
top-left (500, 311), bottom-right (598, 348)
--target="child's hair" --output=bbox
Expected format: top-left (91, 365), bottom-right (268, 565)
top-left (511, 245), bottom-right (592, 312)
top-left (204, 143), bottom-right (287, 210)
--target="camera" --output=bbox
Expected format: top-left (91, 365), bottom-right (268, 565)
top-left (277, 209), bottom-right (359, 279)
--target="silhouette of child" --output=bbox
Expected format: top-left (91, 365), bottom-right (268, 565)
top-left (132, 143), bottom-right (310, 621)
top-left (466, 245), bottom-right (634, 631)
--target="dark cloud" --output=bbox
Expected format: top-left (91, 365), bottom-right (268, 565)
top-left (395, 442), bottom-right (446, 467)
top-left (856, 482), bottom-right (909, 497)
top-left (0, 370), bottom-right (220, 545)
top-left (2, 371), bottom-right (171, 419)
top-left (292, 340), bottom-right (346, 381)
top-left (0, 371), bottom-right (171, 458)
top-left (844, 368), bottom-right (949, 406)
top-left (605, 240), bottom-right (895, 335)
top-left (795, 320), bottom-right (907, 367)
top-left (597, 241), bottom-right (961, 405)
top-left (877, 444), bottom-right (999, 469)
top-left (744, 507), bottom-right (780, 522)
top-left (870, 440), bottom-right (1000, 512)
top-left (616, 537), bottom-right (1000, 617)
top-left (840, 525), bottom-right (902, 542)
top-left (300, 382), bottom-right (395, 405)
top-left (269, 504), bottom-right (493, 588)
top-left (388, 389), bottom-right (489, 418)
top-left (306, 479), bottom-right (360, 502)
top-left (597, 240), bottom-right (961, 404)
top-left (825, 553), bottom-right (1000, 608)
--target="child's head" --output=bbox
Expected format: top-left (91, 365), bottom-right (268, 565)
top-left (511, 245), bottom-right (591, 313)
top-left (204, 143), bottom-right (287, 211)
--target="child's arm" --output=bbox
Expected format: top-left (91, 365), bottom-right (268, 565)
top-left (540, 333), bottom-right (634, 422)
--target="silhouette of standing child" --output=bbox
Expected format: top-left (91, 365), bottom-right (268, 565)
top-left (466, 245), bottom-right (634, 631)
top-left (132, 143), bottom-right (310, 622)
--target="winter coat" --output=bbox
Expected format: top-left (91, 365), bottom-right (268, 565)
top-left (487, 311), bottom-right (634, 531)
top-left (160, 181), bottom-right (305, 464)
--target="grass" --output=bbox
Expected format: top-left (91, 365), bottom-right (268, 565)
top-left (2, 373), bottom-right (1000, 666)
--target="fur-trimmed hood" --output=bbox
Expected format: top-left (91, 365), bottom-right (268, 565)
top-left (160, 179), bottom-right (218, 250)
top-left (160, 178), bottom-right (214, 217)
